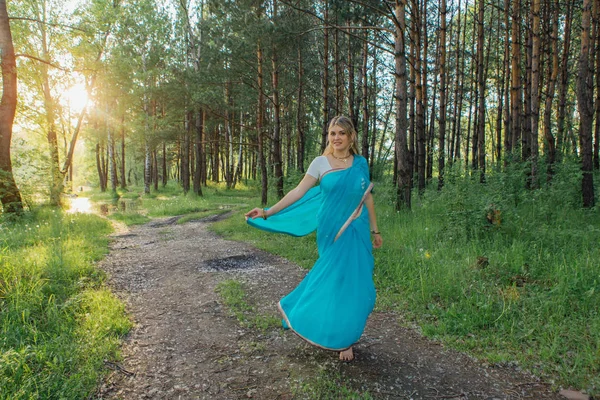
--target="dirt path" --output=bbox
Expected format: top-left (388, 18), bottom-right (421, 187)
top-left (96, 215), bottom-right (565, 400)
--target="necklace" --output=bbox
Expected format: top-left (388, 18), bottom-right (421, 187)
top-left (331, 152), bottom-right (351, 164)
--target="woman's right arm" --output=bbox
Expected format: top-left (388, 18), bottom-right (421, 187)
top-left (245, 174), bottom-right (317, 220)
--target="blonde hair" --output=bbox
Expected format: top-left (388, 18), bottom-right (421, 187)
top-left (322, 115), bottom-right (360, 156)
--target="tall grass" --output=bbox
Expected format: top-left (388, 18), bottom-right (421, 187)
top-left (0, 208), bottom-right (131, 399)
top-left (212, 161), bottom-right (600, 394)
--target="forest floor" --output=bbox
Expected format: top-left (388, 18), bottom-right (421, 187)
top-left (95, 214), bottom-right (568, 400)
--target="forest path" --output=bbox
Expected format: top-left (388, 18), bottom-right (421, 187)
top-left (96, 214), bottom-right (564, 400)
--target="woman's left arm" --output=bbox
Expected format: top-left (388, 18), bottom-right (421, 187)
top-left (364, 192), bottom-right (383, 248)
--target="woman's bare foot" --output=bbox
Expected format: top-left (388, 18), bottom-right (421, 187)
top-left (339, 347), bottom-right (354, 361)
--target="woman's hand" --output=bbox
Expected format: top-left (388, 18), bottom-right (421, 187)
top-left (245, 207), bottom-right (264, 220)
top-left (372, 233), bottom-right (383, 249)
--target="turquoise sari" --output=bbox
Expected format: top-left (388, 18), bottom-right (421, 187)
top-left (248, 155), bottom-right (376, 351)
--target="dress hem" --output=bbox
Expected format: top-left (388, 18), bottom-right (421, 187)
top-left (277, 301), bottom-right (351, 352)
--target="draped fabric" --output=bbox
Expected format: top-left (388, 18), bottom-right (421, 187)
top-left (247, 155), bottom-right (376, 351)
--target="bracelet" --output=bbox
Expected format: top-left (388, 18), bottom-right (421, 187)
top-left (371, 230), bottom-right (380, 235)
top-left (262, 208), bottom-right (267, 220)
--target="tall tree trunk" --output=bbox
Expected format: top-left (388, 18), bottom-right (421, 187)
top-left (437, 0), bottom-right (447, 190)
top-left (347, 23), bottom-right (357, 129)
top-left (510, 0), bottom-right (522, 160)
top-left (369, 54), bottom-right (378, 175)
top-left (162, 141), bottom-right (167, 187)
top-left (361, 34), bottom-right (369, 159)
top-left (466, 14), bottom-right (476, 171)
top-left (257, 39), bottom-right (268, 205)
top-left (296, 47), bottom-right (305, 172)
top-left (233, 111), bottom-right (244, 188)
top-left (202, 112), bottom-right (208, 186)
top-left (183, 113), bottom-right (192, 192)
top-left (0, 0), bottom-right (22, 213)
top-left (496, 2), bottom-right (507, 168)
top-left (271, 3), bottom-right (284, 199)
top-left (321, 0), bottom-right (330, 152)
top-left (449, 0), bottom-right (462, 166)
top-left (593, 0), bottom-right (600, 170)
top-left (476, 0), bottom-right (486, 182)
top-left (193, 108), bottom-right (204, 195)
top-left (38, 1), bottom-right (62, 205)
top-left (422, 0), bottom-right (432, 184)
top-left (224, 83), bottom-right (232, 189)
top-left (522, 16), bottom-right (532, 164)
top-left (108, 120), bottom-right (118, 191)
top-left (557, 0), bottom-right (574, 158)
top-left (213, 126), bottom-right (220, 183)
top-left (180, 113), bottom-right (188, 190)
top-left (455, 1), bottom-right (468, 162)
top-left (142, 53), bottom-right (152, 194)
top-left (409, 38), bottom-right (416, 175)
top-left (120, 115), bottom-right (126, 189)
top-left (578, 0), bottom-right (595, 207)
top-left (96, 143), bottom-right (106, 192)
top-left (502, 0), bottom-right (512, 164)
top-left (529, 0), bottom-right (540, 188)
top-left (470, 10), bottom-right (478, 171)
top-left (427, 58), bottom-right (438, 183)
top-left (411, 0), bottom-right (426, 193)
top-left (543, 0), bottom-right (558, 181)
top-left (395, 0), bottom-right (412, 209)
top-left (334, 23), bottom-right (343, 115)
top-left (152, 149), bottom-right (158, 191)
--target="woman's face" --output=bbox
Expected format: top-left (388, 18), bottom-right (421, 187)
top-left (329, 124), bottom-right (351, 153)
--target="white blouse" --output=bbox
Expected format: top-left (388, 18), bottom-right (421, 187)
top-left (306, 156), bottom-right (333, 181)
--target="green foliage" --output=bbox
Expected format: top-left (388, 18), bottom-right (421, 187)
top-left (215, 279), bottom-right (280, 332)
top-left (373, 162), bottom-right (600, 393)
top-left (0, 208), bottom-right (131, 399)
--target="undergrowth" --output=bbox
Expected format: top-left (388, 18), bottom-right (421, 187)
top-left (0, 208), bottom-right (131, 399)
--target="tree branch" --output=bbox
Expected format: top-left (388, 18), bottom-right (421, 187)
top-left (9, 17), bottom-right (90, 34)
top-left (15, 53), bottom-right (68, 70)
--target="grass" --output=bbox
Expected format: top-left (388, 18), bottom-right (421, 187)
top-left (0, 208), bottom-right (131, 400)
top-left (292, 367), bottom-right (374, 399)
top-left (209, 163), bottom-right (600, 395)
top-left (215, 279), bottom-right (280, 332)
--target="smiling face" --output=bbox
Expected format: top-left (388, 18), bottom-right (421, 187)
top-left (325, 115), bottom-right (358, 155)
top-left (329, 124), bottom-right (350, 154)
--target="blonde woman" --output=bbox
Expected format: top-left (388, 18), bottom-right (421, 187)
top-left (245, 116), bottom-right (382, 361)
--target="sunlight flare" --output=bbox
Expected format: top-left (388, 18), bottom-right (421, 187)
top-left (68, 197), bottom-right (92, 214)
top-left (63, 83), bottom-right (91, 113)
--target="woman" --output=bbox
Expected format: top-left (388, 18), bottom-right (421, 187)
top-left (245, 115), bottom-right (382, 361)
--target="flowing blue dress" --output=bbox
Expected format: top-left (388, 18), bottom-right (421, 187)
top-left (247, 155), bottom-right (376, 350)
